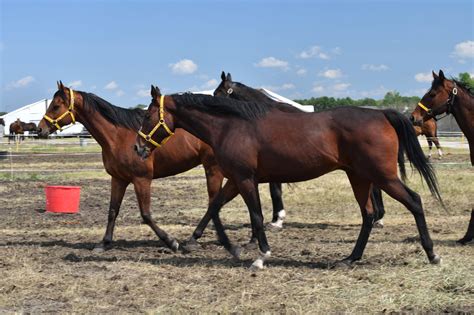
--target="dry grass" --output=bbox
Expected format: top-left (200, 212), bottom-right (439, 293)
top-left (0, 143), bottom-right (472, 313)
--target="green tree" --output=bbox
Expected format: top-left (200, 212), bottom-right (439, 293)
top-left (457, 72), bottom-right (474, 89)
top-left (131, 104), bottom-right (147, 110)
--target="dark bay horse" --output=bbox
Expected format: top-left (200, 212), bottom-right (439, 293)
top-left (413, 118), bottom-right (443, 159)
top-left (136, 85), bottom-right (442, 270)
top-left (9, 119), bottom-right (38, 143)
top-left (411, 70), bottom-right (473, 244)
top-left (214, 71), bottom-right (386, 228)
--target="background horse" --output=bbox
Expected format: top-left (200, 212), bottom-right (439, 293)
top-left (0, 118), bottom-right (4, 126)
top-left (37, 81), bottom-right (286, 252)
top-left (412, 118), bottom-right (443, 159)
top-left (136, 85), bottom-right (442, 270)
top-left (8, 119), bottom-right (38, 143)
top-left (411, 70), bottom-right (473, 244)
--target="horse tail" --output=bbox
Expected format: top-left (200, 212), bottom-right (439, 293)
top-left (382, 109), bottom-right (443, 204)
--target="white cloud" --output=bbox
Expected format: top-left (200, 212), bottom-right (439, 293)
top-left (255, 57), bottom-right (289, 70)
top-left (6, 75), bottom-right (35, 90)
top-left (68, 80), bottom-right (82, 88)
top-left (116, 90), bottom-right (125, 97)
top-left (104, 81), bottom-right (118, 90)
top-left (332, 47), bottom-right (342, 55)
top-left (296, 68), bottom-right (307, 76)
top-left (169, 59), bottom-right (198, 75)
top-left (201, 79), bottom-right (218, 89)
top-left (136, 88), bottom-right (149, 98)
top-left (332, 83), bottom-right (351, 91)
top-left (319, 69), bottom-right (343, 79)
top-left (311, 85), bottom-right (325, 93)
top-left (262, 83), bottom-right (295, 92)
top-left (414, 72), bottom-right (432, 83)
top-left (451, 40), bottom-right (474, 60)
top-left (298, 45), bottom-right (330, 59)
top-left (361, 64), bottom-right (389, 71)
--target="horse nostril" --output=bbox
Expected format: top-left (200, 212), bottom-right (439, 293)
top-left (133, 144), bottom-right (138, 152)
top-left (409, 115), bottom-right (414, 122)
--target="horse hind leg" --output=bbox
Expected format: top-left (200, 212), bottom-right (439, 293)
top-left (267, 182), bottom-right (286, 229)
top-left (457, 209), bottom-right (474, 244)
top-left (380, 179), bottom-right (440, 264)
top-left (433, 137), bottom-right (443, 159)
top-left (336, 172), bottom-right (375, 267)
top-left (427, 138), bottom-right (433, 159)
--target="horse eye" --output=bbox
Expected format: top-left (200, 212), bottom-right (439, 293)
top-left (53, 105), bottom-right (60, 111)
top-left (429, 92), bottom-right (436, 98)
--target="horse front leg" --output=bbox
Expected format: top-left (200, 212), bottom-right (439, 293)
top-left (94, 177), bottom-right (129, 252)
top-left (133, 177), bottom-right (179, 252)
top-left (184, 180), bottom-right (239, 251)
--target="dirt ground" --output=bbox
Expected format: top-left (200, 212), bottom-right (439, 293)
top-left (0, 147), bottom-right (473, 313)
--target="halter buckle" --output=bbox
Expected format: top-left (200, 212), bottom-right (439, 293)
top-left (452, 87), bottom-right (458, 95)
top-left (227, 88), bottom-right (233, 95)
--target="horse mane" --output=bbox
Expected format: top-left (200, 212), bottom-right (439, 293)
top-left (171, 93), bottom-right (273, 120)
top-left (80, 92), bottom-right (145, 130)
top-left (231, 82), bottom-right (303, 113)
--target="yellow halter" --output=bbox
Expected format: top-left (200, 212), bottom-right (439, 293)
top-left (43, 88), bottom-right (76, 131)
top-left (417, 102), bottom-right (430, 113)
top-left (138, 95), bottom-right (174, 147)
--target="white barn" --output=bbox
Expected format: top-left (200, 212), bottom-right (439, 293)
top-left (197, 88), bottom-right (314, 112)
top-left (0, 99), bottom-right (85, 136)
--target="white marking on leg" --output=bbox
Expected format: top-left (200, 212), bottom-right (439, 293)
top-left (278, 209), bottom-right (286, 219)
top-left (251, 250), bottom-right (271, 270)
top-left (268, 209), bottom-right (286, 228)
top-left (438, 149), bottom-right (443, 157)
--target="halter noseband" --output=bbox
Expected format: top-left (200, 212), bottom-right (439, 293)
top-left (138, 95), bottom-right (174, 148)
top-left (43, 88), bottom-right (76, 131)
top-left (417, 82), bottom-right (458, 121)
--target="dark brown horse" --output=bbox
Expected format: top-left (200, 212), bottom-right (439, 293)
top-left (0, 118), bottom-right (4, 126)
top-left (37, 82), bottom-right (287, 252)
top-left (136, 85), bottom-right (442, 270)
top-left (413, 118), bottom-right (443, 159)
top-left (9, 119), bottom-right (38, 143)
top-left (411, 70), bottom-right (473, 244)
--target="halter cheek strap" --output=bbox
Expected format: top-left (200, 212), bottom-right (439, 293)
top-left (43, 88), bottom-right (76, 131)
top-left (138, 95), bottom-right (174, 148)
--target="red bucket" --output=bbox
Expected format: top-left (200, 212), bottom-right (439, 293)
top-left (45, 186), bottom-right (81, 214)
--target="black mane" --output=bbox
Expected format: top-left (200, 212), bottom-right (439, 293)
top-left (80, 92), bottom-right (145, 130)
top-left (231, 82), bottom-right (303, 113)
top-left (171, 93), bottom-right (273, 120)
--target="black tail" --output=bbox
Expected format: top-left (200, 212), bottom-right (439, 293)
top-left (382, 109), bottom-right (443, 204)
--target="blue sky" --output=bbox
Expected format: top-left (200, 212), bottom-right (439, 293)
top-left (1, 0), bottom-right (473, 112)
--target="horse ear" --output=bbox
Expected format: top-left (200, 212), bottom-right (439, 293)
top-left (438, 70), bottom-right (445, 81)
top-left (150, 85), bottom-right (161, 98)
top-left (432, 71), bottom-right (438, 80)
top-left (226, 73), bottom-right (232, 82)
top-left (221, 71), bottom-right (226, 81)
top-left (57, 81), bottom-right (65, 90)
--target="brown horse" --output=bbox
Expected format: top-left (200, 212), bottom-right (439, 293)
top-left (9, 119), bottom-right (38, 143)
top-left (413, 118), bottom-right (443, 159)
top-left (37, 82), bottom-right (288, 252)
top-left (0, 118), bottom-right (4, 126)
top-left (136, 85), bottom-right (442, 270)
top-left (38, 82), bottom-right (225, 252)
top-left (411, 70), bottom-right (473, 244)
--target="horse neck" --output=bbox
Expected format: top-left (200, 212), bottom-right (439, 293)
top-left (452, 90), bottom-right (474, 141)
top-left (171, 106), bottom-right (227, 147)
top-left (74, 100), bottom-right (121, 150)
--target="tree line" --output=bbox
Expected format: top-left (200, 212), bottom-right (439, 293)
top-left (295, 72), bottom-right (474, 113)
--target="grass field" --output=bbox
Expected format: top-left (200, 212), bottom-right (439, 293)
top-left (0, 137), bottom-right (472, 313)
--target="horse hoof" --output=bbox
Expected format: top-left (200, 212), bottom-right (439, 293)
top-left (92, 243), bottom-right (110, 253)
top-left (430, 254), bottom-right (441, 265)
top-left (332, 258), bottom-right (355, 270)
top-left (267, 221), bottom-right (283, 230)
top-left (230, 245), bottom-right (242, 260)
top-left (457, 237), bottom-right (472, 245)
top-left (169, 240), bottom-right (180, 253)
top-left (373, 219), bottom-right (384, 229)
